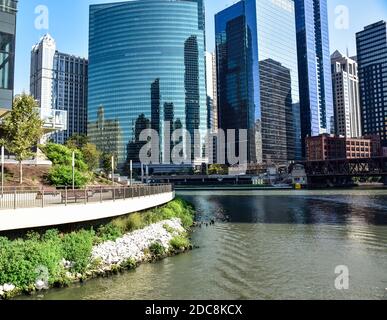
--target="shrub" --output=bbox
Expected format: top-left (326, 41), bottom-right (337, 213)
top-left (149, 242), bottom-right (166, 256)
top-left (62, 230), bottom-right (94, 273)
top-left (121, 258), bottom-right (137, 270)
top-left (0, 235), bottom-right (63, 290)
top-left (163, 224), bottom-right (177, 234)
top-left (170, 236), bottom-right (190, 251)
top-left (47, 165), bottom-right (90, 187)
top-left (97, 224), bottom-right (122, 242)
top-left (123, 213), bottom-right (145, 232)
top-left (42, 143), bottom-right (88, 172)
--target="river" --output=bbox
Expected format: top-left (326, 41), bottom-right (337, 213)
top-left (19, 189), bottom-right (387, 300)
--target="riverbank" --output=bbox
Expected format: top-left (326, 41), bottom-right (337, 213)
top-left (0, 198), bottom-right (195, 299)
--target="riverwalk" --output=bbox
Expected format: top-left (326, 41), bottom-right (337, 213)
top-left (0, 184), bottom-right (174, 232)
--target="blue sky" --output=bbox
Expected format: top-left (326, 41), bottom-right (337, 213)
top-left (15, 0), bottom-right (387, 94)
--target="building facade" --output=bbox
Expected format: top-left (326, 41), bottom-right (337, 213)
top-left (30, 34), bottom-right (88, 144)
top-left (306, 134), bottom-right (374, 161)
top-left (215, 0), bottom-right (301, 165)
top-left (295, 0), bottom-right (334, 155)
top-left (0, 0), bottom-right (17, 115)
top-left (88, 0), bottom-right (207, 168)
top-left (356, 21), bottom-right (387, 147)
top-left (331, 50), bottom-right (362, 138)
top-left (206, 51), bottom-right (218, 132)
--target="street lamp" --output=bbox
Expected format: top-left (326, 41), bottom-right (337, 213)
top-left (1, 146), bottom-right (4, 196)
top-left (72, 151), bottom-right (75, 190)
top-left (111, 155), bottom-right (115, 186)
top-left (130, 160), bottom-right (133, 186)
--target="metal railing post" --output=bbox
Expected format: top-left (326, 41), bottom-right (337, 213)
top-left (42, 189), bottom-right (44, 208)
top-left (65, 187), bottom-right (68, 206)
top-left (13, 187), bottom-right (16, 210)
top-left (100, 186), bottom-right (103, 203)
top-left (113, 185), bottom-right (116, 202)
top-left (85, 188), bottom-right (87, 205)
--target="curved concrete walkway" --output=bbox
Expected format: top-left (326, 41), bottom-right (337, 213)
top-left (0, 192), bottom-right (175, 232)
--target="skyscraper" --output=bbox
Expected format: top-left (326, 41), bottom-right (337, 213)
top-left (206, 52), bottom-right (217, 132)
top-left (215, 0), bottom-right (301, 164)
top-left (356, 21), bottom-right (387, 146)
top-left (295, 0), bottom-right (334, 154)
top-left (30, 34), bottom-right (88, 144)
top-left (0, 0), bottom-right (17, 115)
top-left (331, 50), bottom-right (362, 138)
top-left (88, 0), bottom-right (207, 168)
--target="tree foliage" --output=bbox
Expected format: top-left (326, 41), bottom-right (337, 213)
top-left (81, 143), bottom-right (100, 171)
top-left (65, 134), bottom-right (89, 150)
top-left (208, 164), bottom-right (228, 175)
top-left (41, 143), bottom-right (88, 172)
top-left (47, 165), bottom-right (90, 187)
top-left (1, 94), bottom-right (44, 183)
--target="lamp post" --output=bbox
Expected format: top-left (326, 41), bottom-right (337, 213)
top-left (1, 146), bottom-right (4, 196)
top-left (130, 160), bottom-right (133, 186)
top-left (111, 155), bottom-right (115, 186)
top-left (72, 151), bottom-right (75, 190)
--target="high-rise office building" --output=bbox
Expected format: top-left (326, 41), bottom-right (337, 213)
top-left (331, 50), bottom-right (362, 138)
top-left (30, 34), bottom-right (88, 144)
top-left (215, 0), bottom-right (301, 164)
top-left (88, 0), bottom-right (207, 167)
top-left (0, 0), bottom-right (17, 115)
top-left (206, 52), bottom-right (217, 132)
top-left (295, 0), bottom-right (334, 154)
top-left (356, 21), bottom-right (387, 146)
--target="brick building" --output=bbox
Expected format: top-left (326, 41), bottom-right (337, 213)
top-left (305, 134), bottom-right (382, 161)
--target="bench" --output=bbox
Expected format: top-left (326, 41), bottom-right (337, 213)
top-left (61, 190), bottom-right (95, 203)
top-left (36, 189), bottom-right (60, 200)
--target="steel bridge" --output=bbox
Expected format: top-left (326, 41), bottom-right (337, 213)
top-left (298, 157), bottom-right (387, 185)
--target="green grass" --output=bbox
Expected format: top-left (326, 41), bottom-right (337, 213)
top-left (0, 197), bottom-right (195, 294)
top-left (170, 236), bottom-right (190, 251)
top-left (149, 242), bottom-right (166, 256)
top-left (101, 197), bottom-right (195, 240)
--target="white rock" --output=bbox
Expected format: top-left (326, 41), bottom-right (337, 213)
top-left (35, 280), bottom-right (47, 291)
top-left (0, 290), bottom-right (4, 297)
top-left (3, 284), bottom-right (15, 292)
top-left (91, 218), bottom-right (185, 267)
top-left (0, 285), bottom-right (3, 291)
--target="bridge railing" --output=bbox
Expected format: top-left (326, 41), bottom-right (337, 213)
top-left (0, 184), bottom-right (174, 210)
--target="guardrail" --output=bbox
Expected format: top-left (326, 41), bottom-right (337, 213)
top-left (0, 184), bottom-right (174, 210)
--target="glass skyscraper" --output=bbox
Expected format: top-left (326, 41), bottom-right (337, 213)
top-left (0, 0), bottom-right (17, 115)
top-left (295, 0), bottom-right (334, 155)
top-left (356, 21), bottom-right (387, 146)
top-left (215, 0), bottom-right (301, 164)
top-left (88, 0), bottom-right (207, 168)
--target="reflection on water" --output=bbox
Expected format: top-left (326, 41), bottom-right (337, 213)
top-left (19, 190), bottom-right (387, 300)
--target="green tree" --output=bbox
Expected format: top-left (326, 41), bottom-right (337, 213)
top-left (66, 134), bottom-right (89, 150)
top-left (1, 94), bottom-right (44, 184)
top-left (208, 164), bottom-right (228, 175)
top-left (47, 165), bottom-right (90, 188)
top-left (41, 143), bottom-right (88, 172)
top-left (81, 143), bottom-right (100, 171)
top-left (101, 152), bottom-right (117, 175)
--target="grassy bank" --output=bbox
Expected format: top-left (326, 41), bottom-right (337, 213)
top-left (0, 197), bottom-right (195, 299)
